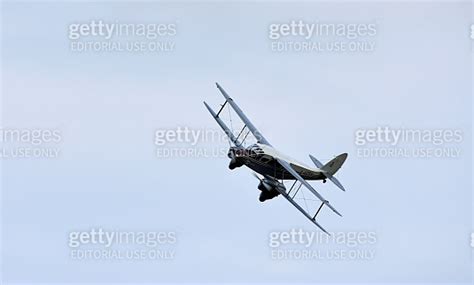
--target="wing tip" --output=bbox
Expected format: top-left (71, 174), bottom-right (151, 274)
top-left (312, 219), bottom-right (331, 235)
top-left (215, 82), bottom-right (231, 100)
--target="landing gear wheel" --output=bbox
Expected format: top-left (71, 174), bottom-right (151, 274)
top-left (323, 179), bottom-right (327, 183)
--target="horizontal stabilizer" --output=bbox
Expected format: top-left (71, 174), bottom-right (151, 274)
top-left (309, 155), bottom-right (323, 168)
top-left (324, 172), bottom-right (346, 192)
top-left (321, 153), bottom-right (347, 175)
top-left (309, 154), bottom-right (347, 192)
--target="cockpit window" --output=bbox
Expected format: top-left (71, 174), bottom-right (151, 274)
top-left (247, 144), bottom-right (264, 157)
top-left (260, 156), bottom-right (271, 163)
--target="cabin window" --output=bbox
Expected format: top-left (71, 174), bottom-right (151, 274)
top-left (260, 157), bottom-right (271, 163)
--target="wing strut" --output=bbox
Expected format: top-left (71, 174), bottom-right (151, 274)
top-left (287, 180), bottom-right (298, 195)
top-left (203, 101), bottom-right (239, 146)
top-left (215, 101), bottom-right (228, 117)
top-left (312, 202), bottom-right (325, 220)
top-left (292, 183), bottom-right (303, 199)
top-left (273, 185), bottom-right (330, 235)
top-left (276, 158), bottom-right (342, 217)
top-left (215, 83), bottom-right (271, 146)
top-left (234, 125), bottom-right (250, 146)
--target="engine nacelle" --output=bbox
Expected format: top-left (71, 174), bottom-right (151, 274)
top-left (228, 158), bottom-right (244, 170)
top-left (259, 189), bottom-right (280, 202)
top-left (257, 178), bottom-right (285, 202)
top-left (228, 147), bottom-right (245, 170)
top-left (258, 181), bottom-right (272, 191)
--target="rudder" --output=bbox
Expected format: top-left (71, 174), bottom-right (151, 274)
top-left (321, 153), bottom-right (348, 175)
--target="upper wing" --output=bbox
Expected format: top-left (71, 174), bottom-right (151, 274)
top-left (276, 158), bottom-right (342, 217)
top-left (215, 83), bottom-right (271, 146)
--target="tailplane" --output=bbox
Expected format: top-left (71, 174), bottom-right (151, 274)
top-left (321, 153), bottom-right (347, 175)
top-left (309, 153), bottom-right (348, 191)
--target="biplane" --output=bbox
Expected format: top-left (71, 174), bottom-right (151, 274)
top-left (204, 83), bottom-right (348, 234)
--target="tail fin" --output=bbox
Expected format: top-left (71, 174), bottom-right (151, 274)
top-left (321, 153), bottom-right (347, 175)
top-left (309, 153), bottom-right (348, 192)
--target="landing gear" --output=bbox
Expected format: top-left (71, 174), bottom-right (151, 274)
top-left (323, 179), bottom-right (327, 183)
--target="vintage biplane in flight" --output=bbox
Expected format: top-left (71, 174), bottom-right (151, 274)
top-left (204, 83), bottom-right (348, 234)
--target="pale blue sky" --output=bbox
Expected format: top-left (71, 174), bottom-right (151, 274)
top-left (1, 1), bottom-right (472, 284)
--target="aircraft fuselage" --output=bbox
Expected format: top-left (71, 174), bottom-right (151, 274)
top-left (228, 144), bottom-right (325, 181)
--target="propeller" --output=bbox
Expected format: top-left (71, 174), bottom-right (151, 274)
top-left (252, 172), bottom-right (262, 181)
top-left (227, 147), bottom-right (236, 160)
